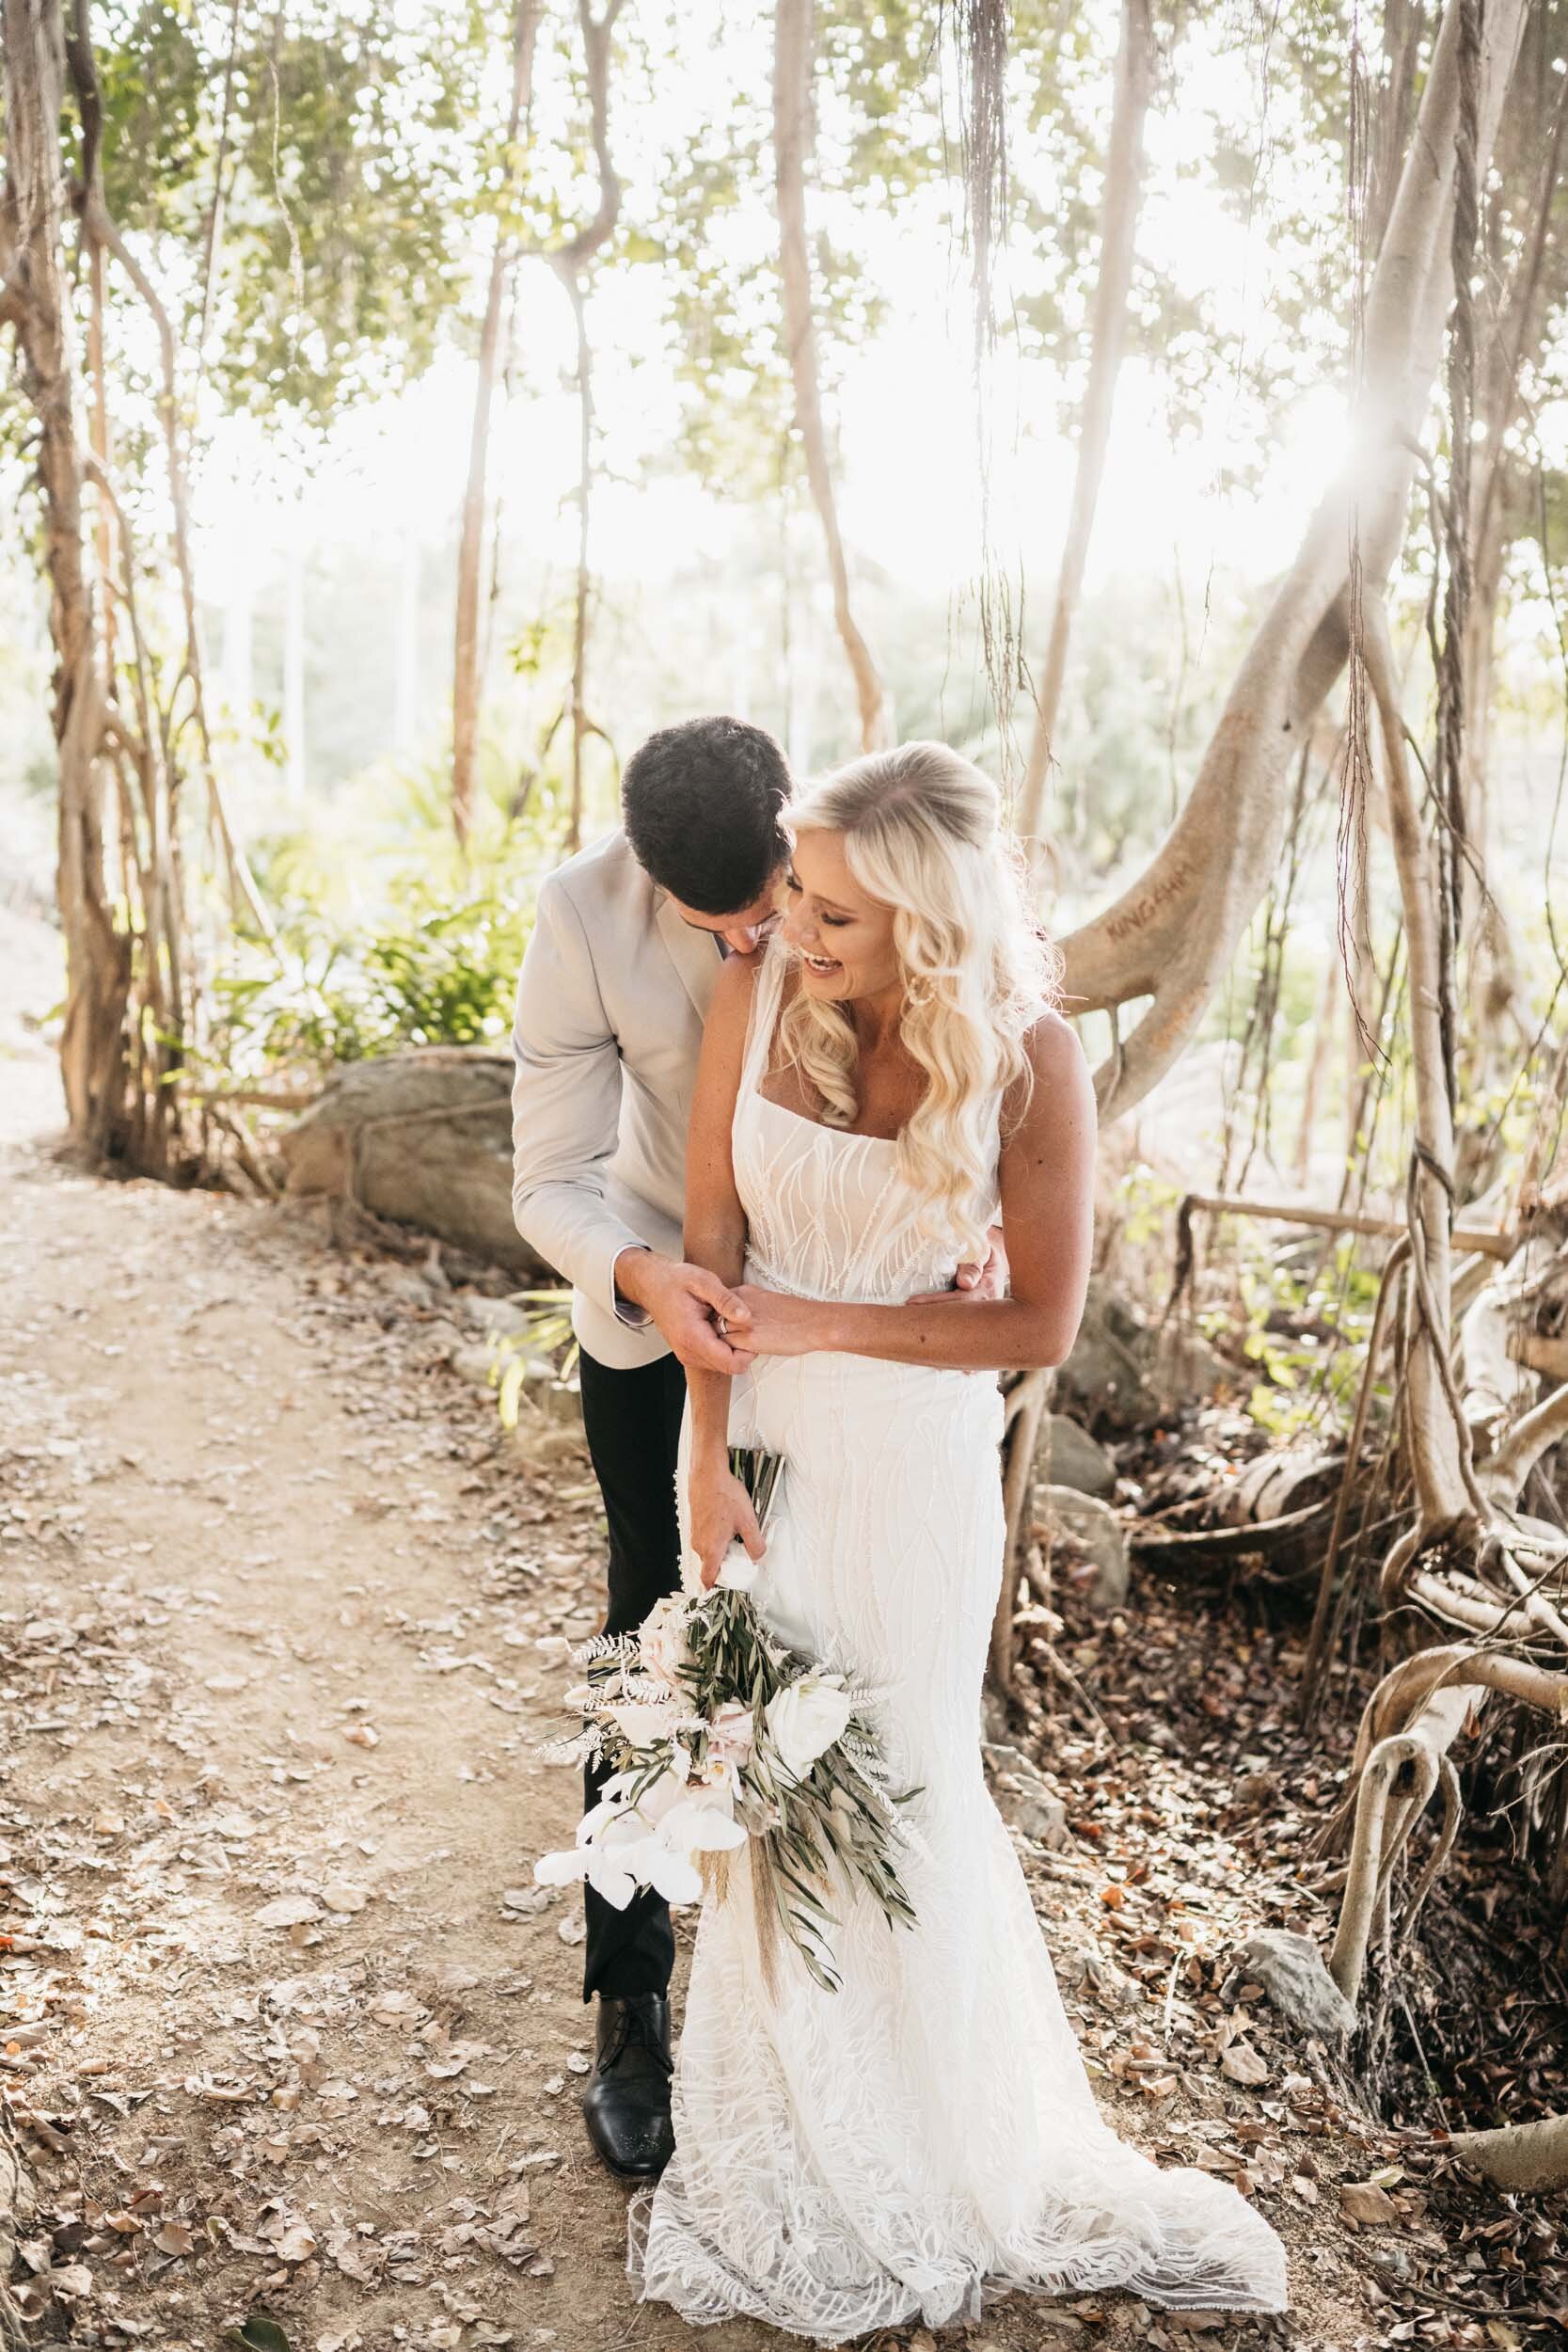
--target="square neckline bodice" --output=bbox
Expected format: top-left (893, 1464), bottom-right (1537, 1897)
top-left (749, 945), bottom-right (910, 1152)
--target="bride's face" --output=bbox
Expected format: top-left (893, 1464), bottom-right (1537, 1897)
top-left (781, 832), bottom-right (901, 1005)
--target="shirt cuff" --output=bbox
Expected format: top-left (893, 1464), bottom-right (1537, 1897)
top-left (609, 1244), bottom-right (655, 1328)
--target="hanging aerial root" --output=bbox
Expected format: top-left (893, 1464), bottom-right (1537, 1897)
top-left (1321, 1645), bottom-right (1568, 2021)
top-left (1329, 1731), bottom-right (1441, 2007)
top-left (1396, 1751), bottom-right (1462, 1944)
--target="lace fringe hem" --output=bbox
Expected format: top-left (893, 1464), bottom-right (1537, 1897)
top-left (626, 2183), bottom-right (1289, 2347)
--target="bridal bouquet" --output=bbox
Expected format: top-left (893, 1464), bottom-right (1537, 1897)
top-left (532, 1448), bottom-right (919, 1992)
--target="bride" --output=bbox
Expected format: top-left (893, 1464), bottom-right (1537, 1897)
top-left (628, 741), bottom-right (1289, 2341)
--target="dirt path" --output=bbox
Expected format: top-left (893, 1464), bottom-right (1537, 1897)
top-left (2, 975), bottom-right (1376, 2352)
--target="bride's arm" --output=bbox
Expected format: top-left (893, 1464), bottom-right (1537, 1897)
top-left (685, 953), bottom-right (768, 1586)
top-left (736, 1009), bottom-right (1096, 1375)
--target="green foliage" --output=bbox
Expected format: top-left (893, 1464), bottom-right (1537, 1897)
top-left (200, 755), bottom-right (560, 1082)
top-left (493, 1294), bottom-right (578, 1429)
top-left (1196, 1232), bottom-right (1382, 1442)
top-left (95, 0), bottom-right (491, 423)
top-left (646, 2), bottom-right (945, 501)
top-left (210, 876), bottom-right (533, 1075)
top-left (1113, 1160), bottom-right (1183, 1249)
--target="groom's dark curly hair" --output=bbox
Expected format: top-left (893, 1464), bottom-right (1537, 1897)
top-left (621, 716), bottom-right (792, 914)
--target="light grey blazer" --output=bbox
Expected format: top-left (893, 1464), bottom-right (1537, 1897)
top-left (509, 827), bottom-right (724, 1370)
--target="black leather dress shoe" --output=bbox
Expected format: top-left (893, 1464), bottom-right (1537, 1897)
top-left (581, 1992), bottom-right (674, 2178)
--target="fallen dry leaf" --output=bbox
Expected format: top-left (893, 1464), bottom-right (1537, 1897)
top-left (1339, 2180), bottom-right (1400, 2227)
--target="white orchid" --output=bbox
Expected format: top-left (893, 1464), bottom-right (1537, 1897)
top-left (533, 1806), bottom-right (647, 1908)
top-left (532, 1830), bottom-right (703, 1909)
top-left (657, 1794), bottom-right (747, 1855)
top-left (764, 1671), bottom-right (854, 1785)
top-left (535, 1778), bottom-right (713, 1909)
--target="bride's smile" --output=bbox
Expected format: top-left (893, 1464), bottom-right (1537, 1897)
top-left (780, 828), bottom-right (902, 1011)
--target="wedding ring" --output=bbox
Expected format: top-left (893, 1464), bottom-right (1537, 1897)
top-left (715, 1314), bottom-right (729, 1339)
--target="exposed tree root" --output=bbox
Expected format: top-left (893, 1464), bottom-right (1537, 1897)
top-left (1448, 2108), bottom-right (1568, 2194)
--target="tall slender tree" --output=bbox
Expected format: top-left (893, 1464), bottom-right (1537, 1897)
top-left (773, 0), bottom-right (888, 755)
top-left (452, 0), bottom-right (543, 851)
top-left (1016, 0), bottom-right (1154, 881)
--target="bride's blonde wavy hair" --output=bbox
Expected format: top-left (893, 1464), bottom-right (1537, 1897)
top-left (774, 741), bottom-right (1061, 1266)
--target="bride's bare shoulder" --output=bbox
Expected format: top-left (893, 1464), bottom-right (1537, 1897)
top-left (1004, 1006), bottom-right (1095, 1149)
top-left (1022, 1004), bottom-right (1087, 1081)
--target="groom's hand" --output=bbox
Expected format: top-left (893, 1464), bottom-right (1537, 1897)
top-left (909, 1223), bottom-right (1009, 1305)
top-left (615, 1249), bottom-right (755, 1375)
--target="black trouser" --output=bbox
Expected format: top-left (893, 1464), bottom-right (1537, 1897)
top-left (577, 1340), bottom-right (689, 2005)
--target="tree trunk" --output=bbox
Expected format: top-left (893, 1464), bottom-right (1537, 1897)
top-left (1016, 0), bottom-right (1153, 870)
top-left (396, 525), bottom-right (421, 751)
top-left (451, 0), bottom-right (542, 850)
top-left (562, 269), bottom-right (594, 853)
top-left (1056, 0), bottom-right (1528, 1121)
top-left (284, 500), bottom-right (307, 803)
top-left (773, 0), bottom-right (888, 755)
top-left (1362, 593), bottom-right (1473, 1542)
top-left (547, 0), bottom-right (626, 851)
top-left (2, 0), bottom-right (124, 1148)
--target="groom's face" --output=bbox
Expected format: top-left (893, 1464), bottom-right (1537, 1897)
top-left (670, 875), bottom-right (784, 958)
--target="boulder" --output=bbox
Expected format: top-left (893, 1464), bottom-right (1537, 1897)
top-left (1038, 1484), bottom-right (1130, 1610)
top-left (450, 1339), bottom-right (582, 1425)
top-left (277, 1049), bottom-right (549, 1277)
top-left (1239, 1928), bottom-right (1356, 2046)
top-left (1055, 1279), bottom-right (1158, 1428)
top-left (1055, 1276), bottom-right (1236, 1431)
top-left (983, 1743), bottom-right (1069, 1850)
top-left (1150, 1321), bottom-right (1235, 1404)
top-left (1037, 1413), bottom-right (1116, 1498)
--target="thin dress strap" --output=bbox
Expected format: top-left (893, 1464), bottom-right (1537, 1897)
top-left (739, 932), bottom-right (790, 1098)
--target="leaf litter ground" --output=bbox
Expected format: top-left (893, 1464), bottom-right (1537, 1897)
top-left (0, 1081), bottom-right (1560, 2352)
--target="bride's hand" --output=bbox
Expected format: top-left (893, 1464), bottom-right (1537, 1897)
top-left (732, 1283), bottom-right (829, 1358)
top-left (689, 1456), bottom-right (766, 1592)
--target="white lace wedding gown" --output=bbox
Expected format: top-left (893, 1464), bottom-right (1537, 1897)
top-left (628, 940), bottom-right (1289, 2342)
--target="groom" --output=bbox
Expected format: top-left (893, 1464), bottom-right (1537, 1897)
top-left (509, 715), bottom-right (789, 2179)
top-left (510, 713), bottom-right (1004, 2179)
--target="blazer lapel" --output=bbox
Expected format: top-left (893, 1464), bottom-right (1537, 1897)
top-left (656, 892), bottom-right (722, 1025)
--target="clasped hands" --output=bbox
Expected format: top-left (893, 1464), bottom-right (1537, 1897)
top-left (617, 1231), bottom-right (1008, 1378)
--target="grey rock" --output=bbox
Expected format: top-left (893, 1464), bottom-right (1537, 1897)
top-left (983, 1743), bottom-right (1069, 1850)
top-left (1038, 1484), bottom-right (1129, 1610)
top-left (1150, 1322), bottom-right (1234, 1404)
top-left (459, 1295), bottom-right (536, 1342)
top-left (1056, 1287), bottom-right (1157, 1428)
top-left (516, 1366), bottom-right (583, 1427)
top-left (380, 1266), bottom-right (441, 1309)
top-left (1002, 1785), bottom-right (1069, 1851)
top-left (1037, 1413), bottom-right (1116, 1499)
top-left (451, 1341), bottom-right (580, 1424)
top-left (1239, 1928), bottom-right (1356, 2045)
top-left (1055, 1275), bottom-right (1237, 1428)
top-left (278, 1048), bottom-right (550, 1276)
